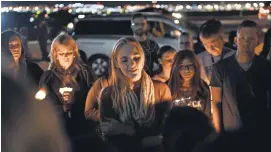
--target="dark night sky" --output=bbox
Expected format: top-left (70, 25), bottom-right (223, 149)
top-left (1, 1), bottom-right (263, 7)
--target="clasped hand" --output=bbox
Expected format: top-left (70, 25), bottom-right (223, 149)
top-left (100, 117), bottom-right (135, 136)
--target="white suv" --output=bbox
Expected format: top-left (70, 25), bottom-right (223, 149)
top-left (73, 12), bottom-right (198, 77)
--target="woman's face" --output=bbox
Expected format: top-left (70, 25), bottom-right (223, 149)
top-left (179, 58), bottom-right (195, 82)
top-left (9, 36), bottom-right (22, 61)
top-left (116, 43), bottom-right (144, 82)
top-left (56, 44), bottom-right (75, 70)
top-left (160, 51), bottom-right (176, 72)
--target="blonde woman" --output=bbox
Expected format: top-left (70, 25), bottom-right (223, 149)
top-left (39, 34), bottom-right (96, 138)
top-left (99, 37), bottom-right (172, 152)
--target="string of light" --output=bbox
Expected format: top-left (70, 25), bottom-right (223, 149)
top-left (1, 2), bottom-right (268, 14)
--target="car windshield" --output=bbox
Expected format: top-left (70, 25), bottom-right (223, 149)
top-left (75, 20), bottom-right (133, 35)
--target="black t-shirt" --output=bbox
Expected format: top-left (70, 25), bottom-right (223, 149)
top-left (139, 39), bottom-right (159, 76)
top-left (210, 55), bottom-right (271, 131)
top-left (172, 80), bottom-right (211, 118)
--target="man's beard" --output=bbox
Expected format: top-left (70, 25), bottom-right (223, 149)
top-left (134, 29), bottom-right (147, 36)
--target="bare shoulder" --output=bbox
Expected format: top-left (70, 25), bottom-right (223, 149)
top-left (152, 74), bottom-right (166, 83)
top-left (152, 80), bottom-right (172, 103)
top-left (152, 80), bottom-right (170, 91)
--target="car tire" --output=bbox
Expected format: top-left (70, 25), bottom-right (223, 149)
top-left (88, 54), bottom-right (109, 78)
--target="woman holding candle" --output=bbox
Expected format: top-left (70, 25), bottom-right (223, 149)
top-left (38, 34), bottom-right (96, 139)
top-left (168, 50), bottom-right (211, 118)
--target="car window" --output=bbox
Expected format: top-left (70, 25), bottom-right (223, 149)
top-left (75, 20), bottom-right (133, 35)
top-left (147, 21), bottom-right (179, 38)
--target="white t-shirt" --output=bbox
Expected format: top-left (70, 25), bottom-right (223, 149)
top-left (198, 47), bottom-right (236, 84)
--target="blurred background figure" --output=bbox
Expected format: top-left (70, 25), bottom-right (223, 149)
top-left (37, 19), bottom-right (49, 61)
top-left (254, 28), bottom-right (264, 55)
top-left (163, 107), bottom-right (214, 152)
top-left (228, 31), bottom-right (237, 50)
top-left (148, 21), bottom-right (166, 38)
top-left (1, 30), bottom-right (44, 87)
top-left (152, 45), bottom-right (177, 83)
top-left (193, 35), bottom-right (206, 54)
top-left (260, 28), bottom-right (271, 60)
top-left (79, 49), bottom-right (88, 65)
top-left (19, 26), bottom-right (30, 59)
top-left (2, 73), bottom-right (71, 152)
top-left (179, 32), bottom-right (194, 51)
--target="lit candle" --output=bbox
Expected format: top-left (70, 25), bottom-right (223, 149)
top-left (59, 87), bottom-right (73, 95)
top-left (174, 99), bottom-right (180, 103)
top-left (35, 89), bottom-right (46, 100)
top-left (59, 87), bottom-right (74, 119)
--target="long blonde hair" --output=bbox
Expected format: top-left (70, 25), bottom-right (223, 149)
top-left (48, 34), bottom-right (81, 70)
top-left (110, 37), bottom-right (155, 126)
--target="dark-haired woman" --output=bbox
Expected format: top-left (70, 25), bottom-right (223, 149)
top-left (1, 30), bottom-right (43, 87)
top-left (168, 50), bottom-right (211, 117)
top-left (152, 45), bottom-right (176, 83)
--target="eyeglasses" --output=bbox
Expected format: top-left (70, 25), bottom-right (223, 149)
top-left (179, 64), bottom-right (195, 71)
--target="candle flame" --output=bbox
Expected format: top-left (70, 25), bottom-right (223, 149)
top-left (174, 99), bottom-right (180, 103)
top-left (59, 87), bottom-right (73, 95)
top-left (35, 89), bottom-right (46, 100)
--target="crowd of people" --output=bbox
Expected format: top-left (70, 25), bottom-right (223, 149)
top-left (2, 13), bottom-right (271, 152)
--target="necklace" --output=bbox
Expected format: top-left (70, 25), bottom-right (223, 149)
top-left (141, 39), bottom-right (157, 54)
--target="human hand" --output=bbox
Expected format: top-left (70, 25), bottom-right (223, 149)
top-left (100, 118), bottom-right (135, 136)
top-left (63, 104), bottom-right (72, 112)
top-left (62, 91), bottom-right (72, 103)
top-left (85, 109), bottom-right (99, 121)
